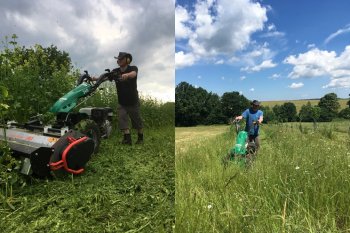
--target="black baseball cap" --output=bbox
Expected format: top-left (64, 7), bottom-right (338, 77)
top-left (114, 52), bottom-right (127, 59)
top-left (251, 100), bottom-right (261, 106)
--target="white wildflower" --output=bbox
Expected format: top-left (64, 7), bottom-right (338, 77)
top-left (295, 166), bottom-right (300, 170)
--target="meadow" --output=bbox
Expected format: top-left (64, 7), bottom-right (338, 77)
top-left (175, 121), bottom-right (350, 232)
top-left (262, 99), bottom-right (348, 112)
top-left (0, 100), bottom-right (175, 233)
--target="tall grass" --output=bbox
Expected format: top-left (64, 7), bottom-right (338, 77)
top-left (176, 123), bottom-right (350, 232)
top-left (81, 86), bottom-right (174, 128)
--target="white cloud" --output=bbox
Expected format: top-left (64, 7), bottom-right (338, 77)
top-left (260, 31), bottom-right (285, 38)
top-left (284, 46), bottom-right (350, 89)
top-left (240, 76), bottom-right (246, 80)
top-left (269, 73), bottom-right (280, 80)
top-left (241, 59), bottom-right (277, 72)
top-left (249, 88), bottom-right (255, 92)
top-left (324, 24), bottom-right (350, 44)
top-left (221, 76), bottom-right (225, 80)
top-left (175, 5), bottom-right (192, 40)
top-left (238, 42), bottom-right (276, 68)
top-left (322, 77), bottom-right (350, 88)
top-left (175, 51), bottom-right (197, 69)
top-left (267, 24), bottom-right (275, 31)
top-left (289, 82), bottom-right (304, 89)
top-left (0, 0), bottom-right (174, 102)
top-left (197, 75), bottom-right (202, 79)
top-left (215, 59), bottom-right (224, 64)
top-left (307, 43), bottom-right (316, 49)
top-left (175, 0), bottom-right (268, 66)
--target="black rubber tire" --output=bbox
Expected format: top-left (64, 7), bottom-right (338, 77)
top-left (75, 119), bottom-right (101, 154)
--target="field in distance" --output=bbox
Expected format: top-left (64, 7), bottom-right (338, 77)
top-left (262, 98), bottom-right (348, 112)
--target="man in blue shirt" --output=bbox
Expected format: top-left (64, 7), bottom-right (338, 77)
top-left (235, 100), bottom-right (264, 150)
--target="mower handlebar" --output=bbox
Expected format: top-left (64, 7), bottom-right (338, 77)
top-left (79, 69), bottom-right (125, 97)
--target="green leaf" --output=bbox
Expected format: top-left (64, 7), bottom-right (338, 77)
top-left (0, 86), bottom-right (8, 98)
top-left (0, 103), bottom-right (9, 109)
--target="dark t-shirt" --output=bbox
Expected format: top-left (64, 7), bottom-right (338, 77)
top-left (111, 65), bottom-right (139, 106)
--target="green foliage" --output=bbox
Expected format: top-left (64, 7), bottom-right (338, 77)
top-left (0, 141), bottom-right (24, 201)
top-left (338, 107), bottom-right (350, 119)
top-left (0, 85), bottom-right (9, 121)
top-left (176, 82), bottom-right (224, 126)
top-left (0, 34), bottom-right (77, 122)
top-left (281, 102), bottom-right (297, 122)
top-left (299, 101), bottom-right (321, 122)
top-left (273, 102), bottom-right (297, 122)
top-left (318, 93), bottom-right (340, 122)
top-left (140, 97), bottom-right (175, 128)
top-left (259, 106), bottom-right (276, 123)
top-left (175, 82), bottom-right (250, 126)
top-left (220, 91), bottom-right (250, 121)
top-left (38, 112), bottom-right (56, 125)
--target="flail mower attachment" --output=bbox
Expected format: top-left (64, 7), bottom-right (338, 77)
top-left (0, 69), bottom-right (115, 177)
top-left (0, 123), bottom-right (94, 177)
top-left (223, 119), bottom-right (257, 168)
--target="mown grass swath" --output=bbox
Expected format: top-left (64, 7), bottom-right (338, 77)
top-left (0, 94), bottom-right (175, 232)
top-left (176, 122), bottom-right (350, 232)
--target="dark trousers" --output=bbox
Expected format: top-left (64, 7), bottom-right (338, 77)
top-left (248, 135), bottom-right (260, 150)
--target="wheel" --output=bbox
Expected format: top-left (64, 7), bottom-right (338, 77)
top-left (75, 119), bottom-right (101, 154)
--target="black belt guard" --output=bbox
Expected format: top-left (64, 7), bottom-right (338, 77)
top-left (30, 130), bottom-right (94, 177)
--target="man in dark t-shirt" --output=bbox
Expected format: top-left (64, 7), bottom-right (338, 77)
top-left (110, 52), bottom-right (144, 145)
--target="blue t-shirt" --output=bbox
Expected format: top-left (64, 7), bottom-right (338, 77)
top-left (242, 108), bottom-right (263, 136)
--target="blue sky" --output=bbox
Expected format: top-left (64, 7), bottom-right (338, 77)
top-left (175, 0), bottom-right (350, 101)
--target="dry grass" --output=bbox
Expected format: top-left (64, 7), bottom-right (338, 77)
top-left (175, 125), bottom-right (227, 153)
top-left (262, 99), bottom-right (348, 112)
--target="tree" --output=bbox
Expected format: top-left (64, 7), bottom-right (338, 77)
top-left (339, 108), bottom-right (350, 119)
top-left (299, 101), bottom-right (313, 122)
top-left (299, 101), bottom-right (321, 123)
top-left (318, 93), bottom-right (340, 122)
top-left (203, 93), bottom-right (225, 125)
top-left (272, 105), bottom-right (284, 122)
top-left (0, 35), bottom-right (77, 122)
top-left (175, 82), bottom-right (222, 126)
top-left (260, 105), bottom-right (276, 123)
top-left (220, 91), bottom-right (250, 121)
top-left (281, 102), bottom-right (297, 122)
top-left (272, 103), bottom-right (297, 122)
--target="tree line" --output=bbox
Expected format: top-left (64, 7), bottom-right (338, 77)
top-left (175, 82), bottom-right (350, 126)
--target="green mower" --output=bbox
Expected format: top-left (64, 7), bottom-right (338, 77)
top-left (0, 69), bottom-right (117, 177)
top-left (223, 119), bottom-right (258, 168)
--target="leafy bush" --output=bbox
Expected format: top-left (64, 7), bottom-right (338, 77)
top-left (0, 35), bottom-right (77, 123)
top-left (338, 107), bottom-right (350, 119)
